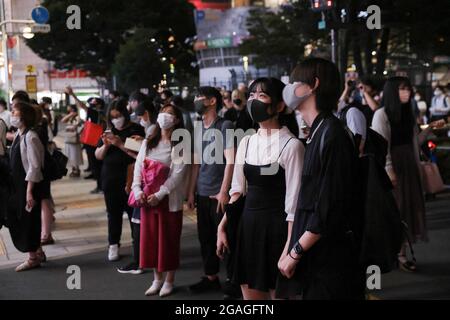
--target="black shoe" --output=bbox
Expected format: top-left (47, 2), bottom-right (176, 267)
top-left (84, 174), bottom-right (95, 180)
top-left (117, 262), bottom-right (143, 275)
top-left (223, 279), bottom-right (242, 300)
top-left (84, 168), bottom-right (91, 173)
top-left (90, 187), bottom-right (103, 194)
top-left (189, 276), bottom-right (221, 294)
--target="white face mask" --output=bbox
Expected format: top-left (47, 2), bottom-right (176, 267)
top-left (10, 115), bottom-right (22, 128)
top-left (414, 95), bottom-right (421, 101)
top-left (140, 118), bottom-right (150, 128)
top-left (111, 116), bottom-right (125, 129)
top-left (157, 113), bottom-right (175, 129)
top-left (434, 89), bottom-right (443, 96)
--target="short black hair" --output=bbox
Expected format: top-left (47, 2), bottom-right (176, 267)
top-left (161, 90), bottom-right (174, 99)
top-left (41, 97), bottom-right (52, 104)
top-left (196, 86), bottom-right (223, 110)
top-left (248, 77), bottom-right (285, 108)
top-left (110, 90), bottom-right (120, 98)
top-left (107, 98), bottom-right (130, 127)
top-left (170, 95), bottom-right (184, 108)
top-left (0, 99), bottom-right (7, 108)
top-left (129, 91), bottom-right (147, 103)
top-left (290, 58), bottom-right (341, 113)
top-left (12, 90), bottom-right (30, 103)
top-left (135, 98), bottom-right (157, 123)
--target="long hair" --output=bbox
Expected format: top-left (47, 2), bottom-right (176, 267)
top-left (146, 104), bottom-right (185, 151)
top-left (107, 98), bottom-right (130, 129)
top-left (248, 77), bottom-right (299, 136)
top-left (382, 76), bottom-right (414, 125)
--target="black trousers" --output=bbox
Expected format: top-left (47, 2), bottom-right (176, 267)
top-left (131, 221), bottom-right (140, 265)
top-left (197, 195), bottom-right (223, 276)
top-left (103, 186), bottom-right (133, 245)
top-left (85, 144), bottom-right (102, 190)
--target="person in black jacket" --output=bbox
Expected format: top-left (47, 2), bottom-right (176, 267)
top-left (278, 58), bottom-right (365, 300)
top-left (95, 99), bottom-right (145, 262)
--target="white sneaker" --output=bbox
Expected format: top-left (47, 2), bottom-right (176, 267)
top-left (145, 280), bottom-right (163, 296)
top-left (108, 244), bottom-right (120, 261)
top-left (159, 282), bottom-right (174, 297)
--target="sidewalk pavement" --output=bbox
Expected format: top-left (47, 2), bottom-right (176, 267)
top-left (0, 158), bottom-right (198, 269)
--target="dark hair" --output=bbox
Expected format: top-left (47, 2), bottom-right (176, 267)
top-left (138, 99), bottom-right (157, 123)
top-left (88, 97), bottom-right (105, 109)
top-left (110, 90), bottom-right (120, 98)
top-left (39, 102), bottom-right (53, 123)
top-left (290, 58), bottom-right (341, 113)
top-left (161, 90), bottom-right (174, 99)
top-left (170, 95), bottom-right (184, 108)
top-left (68, 104), bottom-right (78, 113)
top-left (13, 102), bottom-right (36, 128)
top-left (107, 98), bottom-right (130, 128)
top-left (147, 104), bottom-right (185, 151)
top-left (41, 97), bottom-right (52, 105)
top-left (0, 99), bottom-right (6, 108)
top-left (12, 90), bottom-right (30, 103)
top-left (382, 76), bottom-right (414, 125)
top-left (248, 77), bottom-right (299, 136)
top-left (196, 86), bottom-right (223, 110)
top-left (129, 91), bottom-right (147, 103)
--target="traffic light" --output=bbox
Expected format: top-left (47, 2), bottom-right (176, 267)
top-left (311, 0), bottom-right (334, 12)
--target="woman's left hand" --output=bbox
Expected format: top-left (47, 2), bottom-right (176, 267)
top-left (278, 251), bottom-right (299, 279)
top-left (147, 194), bottom-right (160, 207)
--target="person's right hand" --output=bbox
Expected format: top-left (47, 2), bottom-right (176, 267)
top-left (26, 191), bottom-right (35, 213)
top-left (187, 193), bottom-right (195, 210)
top-left (64, 86), bottom-right (73, 96)
top-left (101, 133), bottom-right (111, 146)
top-left (216, 226), bottom-right (229, 260)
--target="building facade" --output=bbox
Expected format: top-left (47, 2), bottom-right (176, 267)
top-left (1, 0), bottom-right (100, 103)
top-left (190, 0), bottom-right (285, 89)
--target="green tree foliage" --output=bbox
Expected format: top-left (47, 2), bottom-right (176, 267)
top-left (26, 0), bottom-right (198, 88)
top-left (240, 0), bottom-right (450, 77)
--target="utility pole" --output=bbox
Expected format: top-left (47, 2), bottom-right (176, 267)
top-left (0, 0), bottom-right (10, 106)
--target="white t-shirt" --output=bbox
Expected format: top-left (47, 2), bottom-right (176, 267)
top-left (229, 126), bottom-right (305, 222)
top-left (346, 107), bottom-right (367, 140)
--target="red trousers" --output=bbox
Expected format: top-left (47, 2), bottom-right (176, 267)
top-left (139, 202), bottom-right (183, 272)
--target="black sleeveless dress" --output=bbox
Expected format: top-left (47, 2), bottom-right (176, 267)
top-left (233, 137), bottom-right (293, 292)
top-left (7, 134), bottom-right (42, 253)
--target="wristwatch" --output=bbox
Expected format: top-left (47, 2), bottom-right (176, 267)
top-left (293, 241), bottom-right (305, 256)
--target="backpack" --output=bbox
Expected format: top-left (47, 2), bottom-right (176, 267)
top-left (320, 119), bottom-right (408, 274)
top-left (23, 131), bottom-right (68, 181)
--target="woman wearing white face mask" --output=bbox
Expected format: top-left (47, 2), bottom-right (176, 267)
top-left (95, 99), bottom-right (145, 262)
top-left (7, 101), bottom-right (46, 272)
top-left (131, 105), bottom-right (188, 297)
top-left (217, 78), bottom-right (304, 300)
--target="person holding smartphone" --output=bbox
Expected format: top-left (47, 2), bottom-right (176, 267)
top-left (95, 99), bottom-right (145, 261)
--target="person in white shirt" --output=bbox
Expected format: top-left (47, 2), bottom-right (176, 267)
top-left (8, 101), bottom-right (46, 272)
top-left (217, 77), bottom-right (304, 300)
top-left (132, 104), bottom-right (188, 297)
top-left (0, 99), bottom-right (11, 129)
top-left (429, 86), bottom-right (450, 122)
